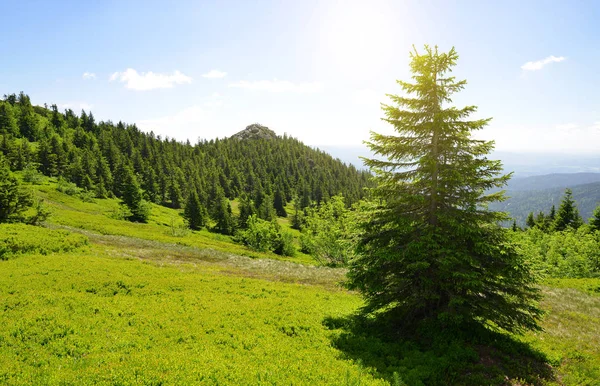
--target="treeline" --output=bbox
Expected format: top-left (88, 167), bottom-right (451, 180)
top-left (512, 188), bottom-right (600, 278)
top-left (0, 92), bottom-right (372, 228)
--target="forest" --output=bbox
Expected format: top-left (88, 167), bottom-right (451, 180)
top-left (1, 46), bottom-right (600, 385)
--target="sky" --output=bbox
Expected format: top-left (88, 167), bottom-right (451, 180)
top-left (1, 0), bottom-right (600, 153)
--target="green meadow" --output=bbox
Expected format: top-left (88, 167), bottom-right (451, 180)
top-left (1, 180), bottom-right (599, 385)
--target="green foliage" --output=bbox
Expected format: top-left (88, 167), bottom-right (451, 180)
top-left (589, 205), bottom-right (600, 231)
top-left (119, 164), bottom-right (150, 223)
top-left (0, 102), bottom-right (19, 135)
top-left (212, 195), bottom-right (235, 235)
top-left (300, 195), bottom-right (355, 266)
top-left (56, 178), bottom-right (80, 196)
top-left (513, 227), bottom-right (600, 278)
top-left (237, 193), bottom-right (256, 229)
top-left (554, 188), bottom-right (583, 231)
top-left (26, 198), bottom-right (52, 226)
top-left (274, 188), bottom-right (287, 217)
top-left (347, 45), bottom-right (542, 333)
top-left (183, 190), bottom-right (208, 230)
top-left (237, 215), bottom-right (295, 256)
top-left (0, 223), bottom-right (88, 260)
top-left (0, 155), bottom-right (33, 223)
top-left (22, 163), bottom-right (44, 184)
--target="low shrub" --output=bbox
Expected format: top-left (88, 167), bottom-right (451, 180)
top-left (0, 224), bottom-right (88, 260)
top-left (236, 215), bottom-right (296, 256)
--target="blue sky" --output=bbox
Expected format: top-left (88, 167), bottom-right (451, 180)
top-left (1, 0), bottom-right (600, 153)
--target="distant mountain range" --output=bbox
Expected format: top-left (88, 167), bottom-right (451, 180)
top-left (318, 146), bottom-right (599, 226)
top-left (320, 146), bottom-right (600, 177)
top-left (489, 173), bottom-right (600, 226)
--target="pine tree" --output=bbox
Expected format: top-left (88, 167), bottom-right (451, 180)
top-left (273, 188), bottom-right (287, 217)
top-left (526, 212), bottom-right (536, 228)
top-left (554, 188), bottom-right (583, 231)
top-left (535, 211), bottom-right (548, 231)
top-left (0, 154), bottom-right (33, 223)
top-left (237, 193), bottom-right (256, 229)
top-left (549, 205), bottom-right (556, 221)
top-left (512, 220), bottom-right (519, 231)
top-left (213, 195), bottom-right (235, 235)
top-left (346, 46), bottom-right (541, 333)
top-left (120, 164), bottom-right (150, 223)
top-left (184, 189), bottom-right (208, 230)
top-left (590, 205), bottom-right (600, 232)
top-left (0, 102), bottom-right (19, 135)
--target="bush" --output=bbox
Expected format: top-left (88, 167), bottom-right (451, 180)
top-left (57, 178), bottom-right (80, 196)
top-left (26, 198), bottom-right (51, 225)
top-left (236, 215), bottom-right (295, 256)
top-left (78, 189), bottom-right (96, 203)
top-left (300, 195), bottom-right (356, 266)
top-left (513, 227), bottom-right (600, 278)
top-left (273, 229), bottom-right (296, 257)
top-left (22, 163), bottom-right (44, 184)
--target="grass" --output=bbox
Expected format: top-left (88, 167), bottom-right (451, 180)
top-left (1, 179), bottom-right (599, 384)
top-left (0, 239), bottom-right (384, 385)
top-left (29, 179), bottom-right (315, 265)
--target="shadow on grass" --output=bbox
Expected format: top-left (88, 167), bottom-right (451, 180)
top-left (323, 314), bottom-right (555, 386)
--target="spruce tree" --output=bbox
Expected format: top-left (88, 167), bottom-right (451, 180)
top-left (590, 205), bottom-right (600, 232)
top-left (213, 195), bottom-right (235, 235)
top-left (237, 193), bottom-right (256, 229)
top-left (549, 205), bottom-right (556, 221)
top-left (346, 46), bottom-right (542, 333)
top-left (120, 165), bottom-right (150, 223)
top-left (0, 154), bottom-right (33, 222)
top-left (184, 190), bottom-right (208, 230)
top-left (526, 212), bottom-right (536, 228)
top-left (0, 102), bottom-right (19, 135)
top-left (273, 188), bottom-right (287, 217)
top-left (554, 188), bottom-right (583, 231)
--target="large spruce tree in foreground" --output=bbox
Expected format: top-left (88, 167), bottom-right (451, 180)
top-left (347, 46), bottom-right (542, 333)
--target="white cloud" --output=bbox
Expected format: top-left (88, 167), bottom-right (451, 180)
top-left (521, 55), bottom-right (566, 71)
top-left (109, 68), bottom-right (192, 90)
top-left (82, 72), bottom-right (96, 80)
top-left (228, 79), bottom-right (324, 93)
top-left (202, 69), bottom-right (227, 79)
top-left (555, 123), bottom-right (578, 131)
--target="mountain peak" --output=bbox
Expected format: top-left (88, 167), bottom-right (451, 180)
top-left (231, 123), bottom-right (277, 140)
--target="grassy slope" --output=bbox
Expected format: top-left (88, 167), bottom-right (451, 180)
top-left (1, 179), bottom-right (599, 385)
top-left (30, 177), bottom-right (313, 265)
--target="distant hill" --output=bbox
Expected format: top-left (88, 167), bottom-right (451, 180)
top-left (321, 148), bottom-right (600, 176)
top-left (505, 173), bottom-right (600, 191)
top-left (490, 178), bottom-right (600, 226)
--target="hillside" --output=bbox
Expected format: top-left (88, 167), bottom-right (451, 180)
top-left (505, 172), bottom-right (600, 191)
top-left (490, 180), bottom-right (600, 225)
top-left (0, 93), bottom-right (372, 216)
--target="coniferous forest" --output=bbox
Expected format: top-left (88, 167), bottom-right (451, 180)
top-left (0, 92), bottom-right (371, 226)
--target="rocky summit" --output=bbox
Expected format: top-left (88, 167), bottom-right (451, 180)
top-left (230, 123), bottom-right (277, 140)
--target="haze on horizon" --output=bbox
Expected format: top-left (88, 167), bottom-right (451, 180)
top-left (2, 0), bottom-right (600, 154)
